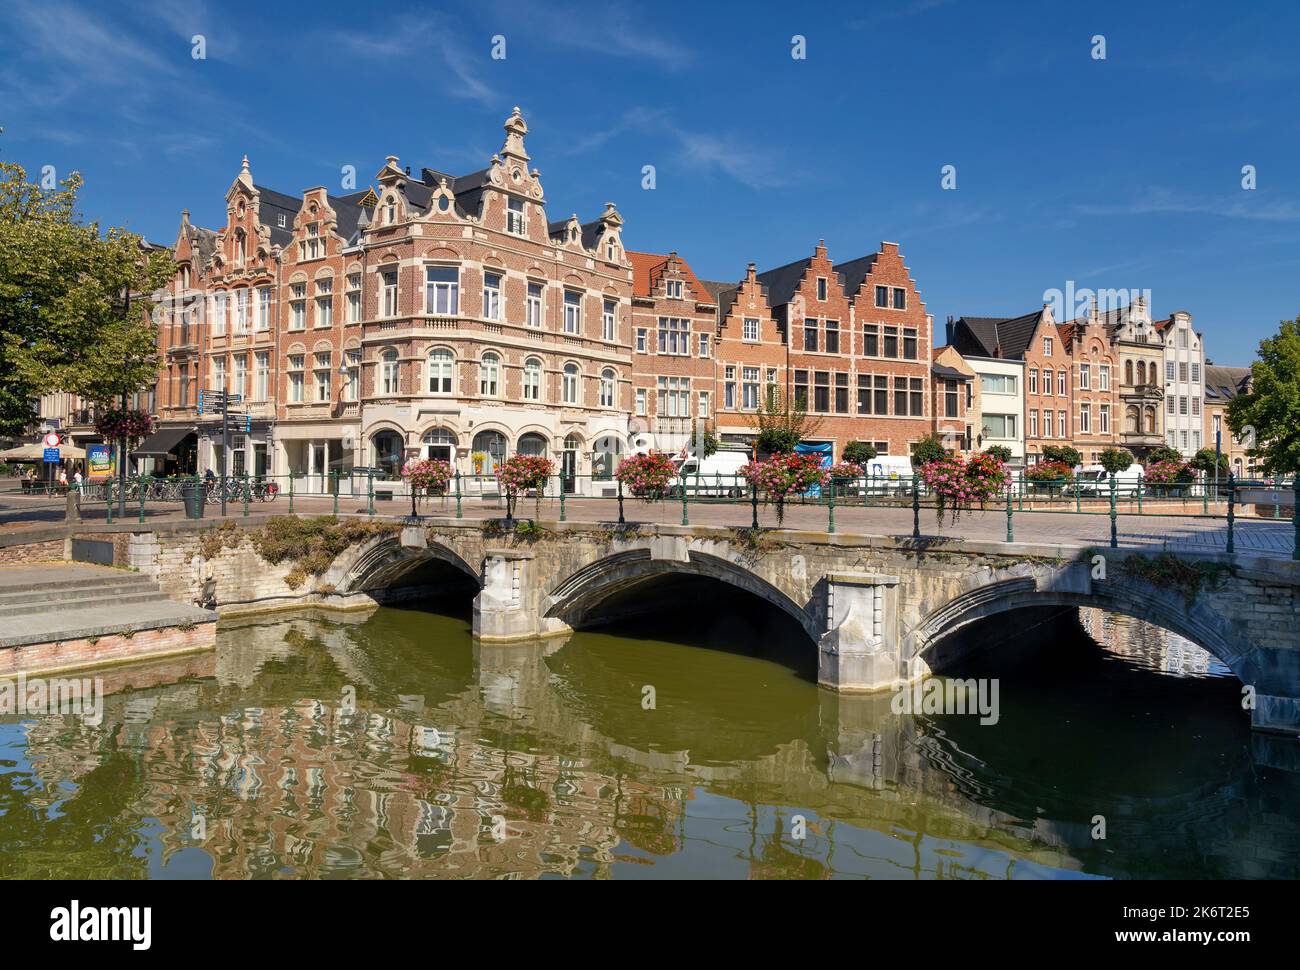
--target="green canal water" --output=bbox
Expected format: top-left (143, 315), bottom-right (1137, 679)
top-left (1, 581), bottom-right (1297, 879)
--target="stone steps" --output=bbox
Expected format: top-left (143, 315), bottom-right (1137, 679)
top-left (0, 575), bottom-right (157, 607)
top-left (0, 589), bottom-right (166, 618)
top-left (0, 563), bottom-right (217, 651)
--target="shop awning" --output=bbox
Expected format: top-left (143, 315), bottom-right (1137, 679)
top-left (132, 426), bottom-right (196, 458)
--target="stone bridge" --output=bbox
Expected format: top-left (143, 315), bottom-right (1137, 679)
top-left (62, 515), bottom-right (1291, 735)
top-left (264, 519), bottom-right (1300, 736)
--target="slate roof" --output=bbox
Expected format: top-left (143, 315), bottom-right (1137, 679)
top-left (1203, 365), bottom-right (1252, 402)
top-left (252, 185), bottom-right (301, 247)
top-left (831, 254), bottom-right (878, 298)
top-left (932, 363), bottom-right (972, 381)
top-left (949, 311), bottom-right (1045, 360)
top-left (755, 257), bottom-right (813, 308)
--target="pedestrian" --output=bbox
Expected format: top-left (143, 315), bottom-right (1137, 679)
top-left (73, 468), bottom-right (83, 488)
top-left (58, 467), bottom-right (68, 488)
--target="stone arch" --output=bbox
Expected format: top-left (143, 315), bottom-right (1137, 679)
top-left (544, 548), bottom-right (820, 644)
top-left (330, 533), bottom-right (480, 596)
top-left (908, 564), bottom-right (1260, 686)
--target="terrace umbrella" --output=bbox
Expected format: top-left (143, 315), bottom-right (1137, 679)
top-left (1, 443), bottom-right (88, 460)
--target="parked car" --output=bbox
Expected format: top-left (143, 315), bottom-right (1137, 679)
top-left (670, 450), bottom-right (749, 497)
top-left (1063, 464), bottom-right (1146, 497)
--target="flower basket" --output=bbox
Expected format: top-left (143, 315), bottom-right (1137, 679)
top-left (740, 452), bottom-right (827, 526)
top-left (1142, 458), bottom-right (1194, 496)
top-left (402, 458), bottom-right (453, 498)
top-left (499, 454), bottom-right (555, 520)
top-left (95, 408), bottom-right (154, 441)
top-left (615, 452), bottom-right (677, 501)
top-left (920, 451), bottom-right (1007, 525)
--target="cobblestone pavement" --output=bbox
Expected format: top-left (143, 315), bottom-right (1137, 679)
top-left (2, 486), bottom-right (1295, 559)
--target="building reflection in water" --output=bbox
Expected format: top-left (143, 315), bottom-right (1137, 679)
top-left (1, 601), bottom-right (1296, 880)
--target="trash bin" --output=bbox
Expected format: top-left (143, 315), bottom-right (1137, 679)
top-left (182, 480), bottom-right (205, 519)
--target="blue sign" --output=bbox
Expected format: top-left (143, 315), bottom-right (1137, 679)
top-left (794, 442), bottom-right (833, 497)
top-left (43, 447), bottom-right (60, 463)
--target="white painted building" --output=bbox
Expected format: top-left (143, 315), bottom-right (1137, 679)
top-left (1157, 310), bottom-right (1206, 457)
top-left (966, 355), bottom-right (1026, 464)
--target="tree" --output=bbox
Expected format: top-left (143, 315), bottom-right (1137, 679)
top-left (983, 444), bottom-right (1012, 464)
top-left (1228, 316), bottom-right (1300, 475)
top-left (1042, 444), bottom-right (1082, 468)
top-left (1098, 447), bottom-right (1134, 474)
top-left (910, 433), bottom-right (946, 467)
top-left (1146, 445), bottom-right (1183, 466)
top-left (748, 384), bottom-right (823, 455)
top-left (688, 420), bottom-right (719, 459)
top-left (0, 161), bottom-right (173, 436)
top-left (1189, 447), bottom-right (1229, 476)
top-left (842, 441), bottom-right (878, 466)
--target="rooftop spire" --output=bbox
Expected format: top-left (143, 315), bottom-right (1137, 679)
top-left (501, 106), bottom-right (530, 162)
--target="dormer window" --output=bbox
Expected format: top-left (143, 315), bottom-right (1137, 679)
top-left (507, 197), bottom-right (526, 236)
top-left (666, 280), bottom-right (683, 300)
top-left (277, 213), bottom-right (287, 228)
top-left (606, 239), bottom-right (619, 261)
top-left (386, 199), bottom-right (397, 225)
top-left (569, 227), bottom-right (578, 243)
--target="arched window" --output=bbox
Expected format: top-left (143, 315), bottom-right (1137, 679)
top-left (517, 433), bottom-right (548, 457)
top-left (471, 430), bottom-right (507, 475)
top-left (422, 427), bottom-right (456, 463)
top-left (1136, 360), bottom-right (1147, 385)
top-left (562, 363), bottom-right (579, 404)
top-left (480, 352), bottom-right (500, 396)
top-left (592, 434), bottom-right (622, 480)
top-left (523, 357), bottom-right (543, 401)
top-left (599, 368), bottom-right (616, 408)
top-left (428, 348), bottom-right (454, 394)
top-left (1125, 360), bottom-right (1134, 385)
top-left (1145, 407), bottom-right (1156, 433)
top-left (1126, 405), bottom-right (1139, 433)
top-left (381, 349), bottom-right (400, 395)
top-left (371, 430), bottom-right (404, 480)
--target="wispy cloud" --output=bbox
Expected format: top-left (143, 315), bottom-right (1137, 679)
top-left (321, 24), bottom-right (498, 107)
top-left (143, 0), bottom-right (243, 63)
top-left (663, 124), bottom-right (787, 190)
top-left (481, 0), bottom-right (693, 70)
top-left (1075, 186), bottom-right (1300, 223)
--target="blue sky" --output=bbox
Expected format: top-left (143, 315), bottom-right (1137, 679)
top-left (3, 0), bottom-right (1297, 365)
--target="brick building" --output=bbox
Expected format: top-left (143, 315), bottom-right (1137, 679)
top-left (626, 250), bottom-right (719, 456)
top-left (146, 108), bottom-right (634, 495)
top-left (1058, 301), bottom-right (1120, 464)
top-left (710, 241), bottom-right (933, 460)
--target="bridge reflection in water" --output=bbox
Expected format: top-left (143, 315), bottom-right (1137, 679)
top-left (0, 587), bottom-right (1296, 880)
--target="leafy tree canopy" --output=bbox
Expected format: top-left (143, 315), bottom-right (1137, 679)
top-left (1042, 444), bottom-right (1082, 468)
top-left (1189, 447), bottom-right (1229, 475)
top-left (749, 384), bottom-right (823, 455)
top-left (0, 161), bottom-right (173, 436)
top-left (842, 440), bottom-right (878, 465)
top-left (1098, 447), bottom-right (1134, 474)
top-left (1228, 316), bottom-right (1300, 475)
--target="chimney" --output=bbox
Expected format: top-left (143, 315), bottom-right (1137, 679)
top-left (945, 314), bottom-right (955, 345)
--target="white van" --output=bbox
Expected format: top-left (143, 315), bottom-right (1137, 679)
top-left (671, 450), bottom-right (749, 497)
top-left (862, 455), bottom-right (915, 495)
top-left (1065, 463), bottom-right (1145, 497)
